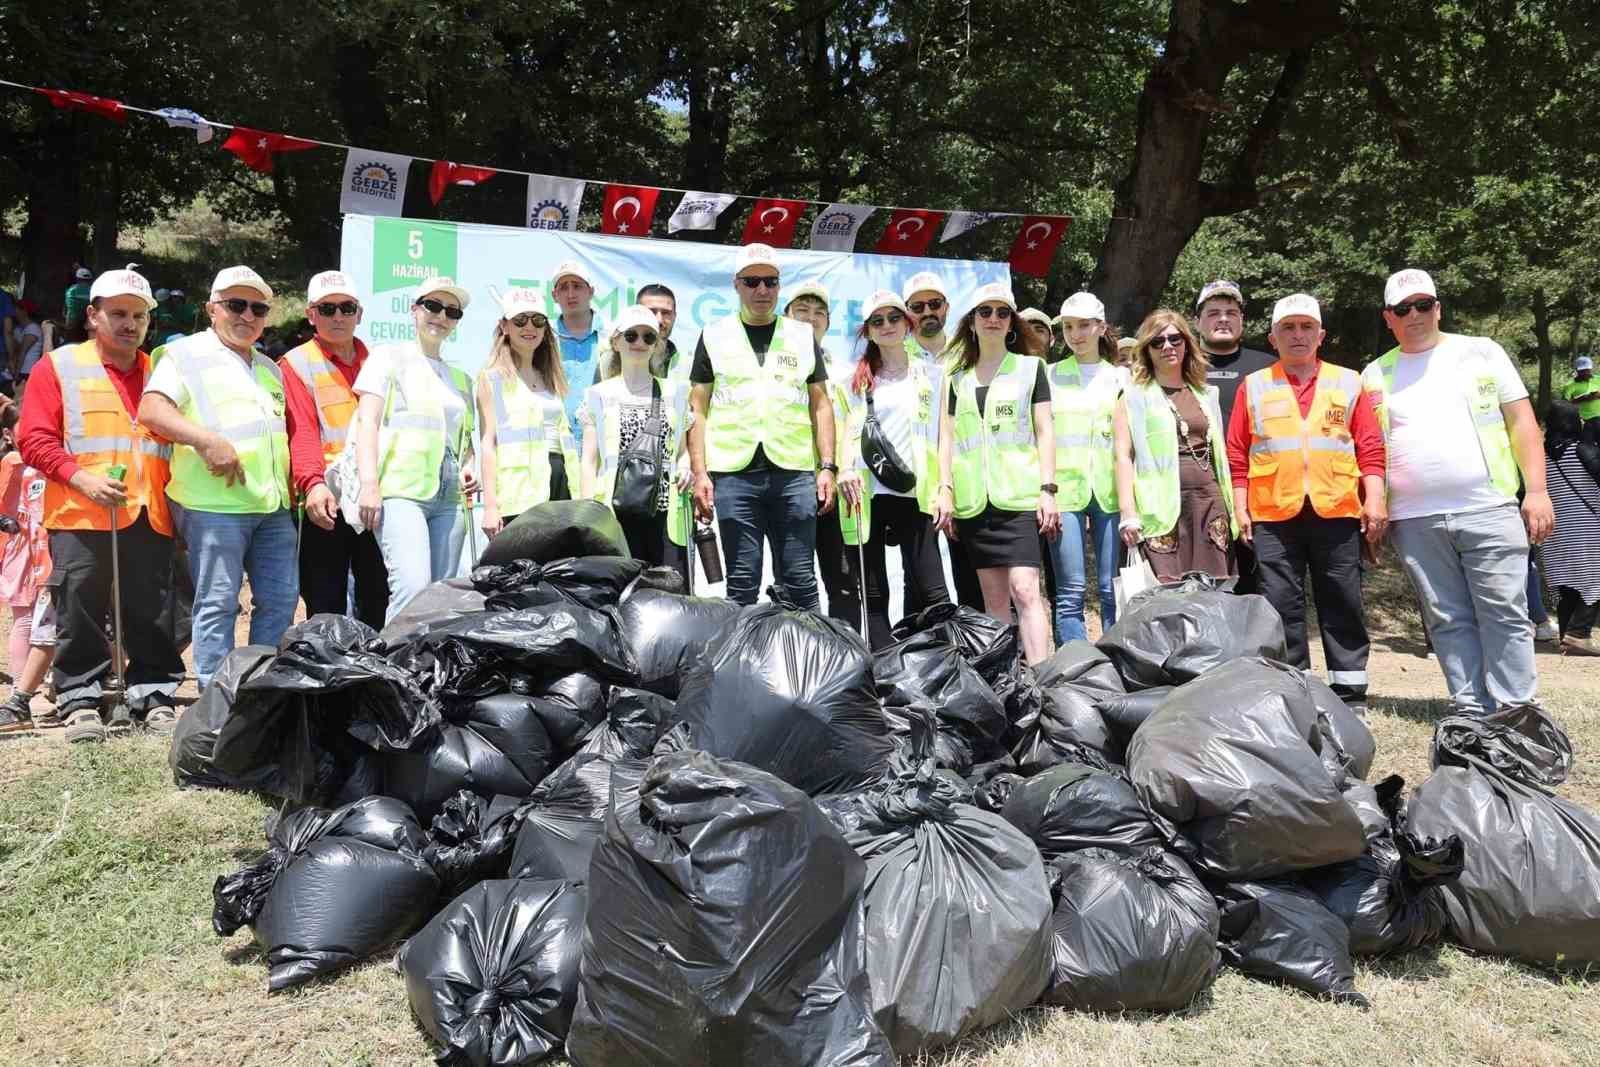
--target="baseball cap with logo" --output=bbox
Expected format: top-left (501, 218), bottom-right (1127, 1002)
top-left (1196, 279), bottom-right (1244, 310)
top-left (497, 287), bottom-right (545, 319)
top-left (1057, 291), bottom-right (1106, 322)
top-left (901, 271), bottom-right (948, 303)
top-left (734, 243), bottom-right (780, 277)
top-left (609, 304), bottom-right (660, 342)
top-left (1384, 268), bottom-right (1437, 308)
top-left (864, 289), bottom-right (909, 318)
top-left (784, 282), bottom-right (830, 311)
top-left (210, 265), bottom-right (274, 302)
top-left (414, 275), bottom-right (471, 309)
top-left (1271, 293), bottom-right (1322, 326)
top-left (90, 267), bottom-right (157, 310)
top-left (551, 260), bottom-right (593, 290)
top-left (307, 270), bottom-right (358, 304)
top-left (1576, 356), bottom-right (1595, 372)
top-left (1020, 308), bottom-right (1054, 327)
top-left (969, 282), bottom-right (1017, 312)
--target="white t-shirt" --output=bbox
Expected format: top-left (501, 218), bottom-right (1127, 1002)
top-left (1382, 336), bottom-right (1527, 521)
top-left (353, 343), bottom-right (469, 450)
top-left (17, 324), bottom-right (43, 374)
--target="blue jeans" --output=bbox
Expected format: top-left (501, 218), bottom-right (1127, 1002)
top-left (1050, 501), bottom-right (1120, 643)
top-left (1391, 502), bottom-right (1536, 714)
top-left (171, 502), bottom-right (299, 688)
top-left (378, 452), bottom-right (466, 623)
top-left (713, 467), bottom-right (819, 609)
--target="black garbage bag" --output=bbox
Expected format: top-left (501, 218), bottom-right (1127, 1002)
top-left (379, 578), bottom-right (487, 646)
top-left (615, 588), bottom-right (742, 697)
top-left (1215, 879), bottom-right (1369, 1006)
top-left (622, 564), bottom-right (686, 597)
top-left (1303, 776), bottom-right (1464, 956)
top-left (509, 809), bottom-right (605, 883)
top-left (424, 791), bottom-right (526, 898)
top-left (969, 770), bottom-right (1025, 814)
top-left (1127, 658), bottom-right (1366, 880)
top-left (391, 605), bottom-right (636, 693)
top-left (890, 602), bottom-right (1019, 683)
top-left (1431, 704), bottom-right (1574, 788)
top-left (1097, 686), bottom-right (1173, 750)
top-left (170, 644), bottom-right (277, 790)
top-left (819, 759), bottom-right (1053, 1056)
top-left (471, 556), bottom-right (645, 613)
top-left (528, 753), bottom-right (648, 820)
top-left (1002, 762), bottom-right (1167, 862)
top-left (872, 630), bottom-right (1008, 758)
top-left (385, 690), bottom-right (557, 826)
top-left (1044, 846), bottom-right (1219, 1012)
top-left (1308, 674), bottom-right (1376, 781)
top-left (883, 703), bottom-right (977, 775)
top-left (671, 603), bottom-right (893, 795)
top-left (479, 499), bottom-right (628, 566)
top-left (567, 751), bottom-right (891, 1067)
top-left (1035, 640), bottom-right (1126, 700)
top-left (399, 877), bottom-right (587, 1067)
top-left (1097, 578), bottom-right (1286, 690)
top-left (511, 672), bottom-right (609, 757)
top-left (213, 616), bottom-right (438, 804)
top-left (212, 795), bottom-right (439, 991)
top-left (574, 687), bottom-right (674, 760)
top-left (1009, 680), bottom-right (1117, 772)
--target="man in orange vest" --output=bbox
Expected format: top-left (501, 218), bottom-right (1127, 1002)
top-left (16, 267), bottom-right (184, 743)
top-left (1224, 294), bottom-right (1387, 708)
top-left (280, 270), bottom-right (387, 626)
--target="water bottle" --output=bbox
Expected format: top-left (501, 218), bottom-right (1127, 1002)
top-left (694, 519), bottom-right (723, 585)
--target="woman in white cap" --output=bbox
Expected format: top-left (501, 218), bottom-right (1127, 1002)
top-left (1046, 291), bottom-right (1128, 642)
top-left (580, 305), bottom-right (691, 580)
top-left (933, 283), bottom-right (1059, 664)
top-left (353, 277), bottom-right (478, 619)
top-left (836, 290), bottom-right (950, 648)
top-left (477, 287), bottom-right (575, 538)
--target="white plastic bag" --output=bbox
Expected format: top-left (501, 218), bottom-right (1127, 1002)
top-left (1115, 543), bottom-right (1158, 613)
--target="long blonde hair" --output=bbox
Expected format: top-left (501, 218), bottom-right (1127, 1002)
top-left (1129, 309), bottom-right (1208, 389)
top-left (487, 317), bottom-right (567, 396)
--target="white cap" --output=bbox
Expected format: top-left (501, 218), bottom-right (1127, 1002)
top-left (307, 270), bottom-right (358, 304)
top-left (1020, 308), bottom-right (1053, 327)
top-left (1057, 291), bottom-right (1106, 322)
top-left (498, 287), bottom-right (545, 319)
top-left (785, 282), bottom-right (830, 310)
top-left (89, 267), bottom-right (157, 311)
top-left (1196, 279), bottom-right (1244, 309)
top-left (609, 304), bottom-right (660, 341)
top-left (1384, 268), bottom-right (1437, 307)
top-left (1576, 356), bottom-right (1595, 372)
top-left (735, 243), bottom-right (780, 276)
top-left (969, 281), bottom-right (1017, 311)
top-left (75, 267), bottom-right (92, 280)
top-left (901, 271), bottom-right (947, 303)
top-left (414, 275), bottom-right (471, 309)
top-left (551, 259), bottom-right (593, 289)
top-left (864, 289), bottom-right (908, 318)
top-left (154, 288), bottom-right (170, 302)
top-left (209, 265), bottom-right (274, 302)
top-left (170, 288), bottom-right (185, 298)
top-left (1271, 293), bottom-right (1322, 326)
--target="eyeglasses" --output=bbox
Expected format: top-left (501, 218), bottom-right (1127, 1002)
top-left (907, 298), bottom-right (945, 313)
top-left (738, 276), bottom-right (780, 289)
top-left (1151, 333), bottom-right (1187, 349)
top-left (509, 313), bottom-right (548, 329)
top-left (1389, 297), bottom-right (1437, 317)
top-left (975, 305), bottom-right (1013, 320)
top-left (867, 311), bottom-right (906, 329)
top-left (415, 298), bottom-right (465, 320)
top-left (217, 298), bottom-right (271, 318)
top-left (622, 329), bottom-right (659, 345)
top-left (312, 300), bottom-right (359, 317)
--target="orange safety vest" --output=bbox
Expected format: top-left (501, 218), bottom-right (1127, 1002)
top-left (281, 338), bottom-right (361, 470)
top-left (1242, 360), bottom-right (1362, 522)
top-left (41, 342), bottom-right (174, 535)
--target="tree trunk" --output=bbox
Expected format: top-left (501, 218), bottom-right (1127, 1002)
top-left (1531, 286), bottom-right (1554, 412)
top-left (20, 120), bottom-right (83, 316)
top-left (92, 158), bottom-right (122, 269)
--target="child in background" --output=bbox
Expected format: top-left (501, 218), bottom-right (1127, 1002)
top-left (0, 404), bottom-right (55, 731)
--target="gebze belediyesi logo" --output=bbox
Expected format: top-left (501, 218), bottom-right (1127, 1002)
top-left (530, 199), bottom-right (572, 230)
top-left (815, 210), bottom-right (858, 236)
top-left (351, 162), bottom-right (400, 200)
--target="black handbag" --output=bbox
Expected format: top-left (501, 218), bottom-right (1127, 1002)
top-left (860, 387), bottom-right (918, 494)
top-left (612, 382), bottom-right (666, 522)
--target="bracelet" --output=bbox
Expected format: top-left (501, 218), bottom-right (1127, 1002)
top-left (818, 462), bottom-right (839, 475)
top-left (938, 483), bottom-right (954, 495)
top-left (1118, 517), bottom-right (1141, 531)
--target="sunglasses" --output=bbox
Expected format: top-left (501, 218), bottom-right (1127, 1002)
top-left (312, 300), bottom-right (359, 317)
top-left (739, 276), bottom-right (780, 289)
top-left (622, 329), bottom-right (659, 345)
top-left (509, 313), bottom-right (548, 329)
top-left (974, 305), bottom-right (1013, 320)
top-left (867, 311), bottom-right (906, 329)
top-left (415, 298), bottom-right (465, 320)
top-left (1389, 297), bottom-right (1437, 317)
top-left (907, 298), bottom-right (945, 313)
top-left (217, 297), bottom-right (271, 318)
top-left (1151, 332), bottom-right (1187, 349)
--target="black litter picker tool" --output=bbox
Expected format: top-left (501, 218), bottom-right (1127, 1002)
top-left (104, 463), bottom-right (133, 734)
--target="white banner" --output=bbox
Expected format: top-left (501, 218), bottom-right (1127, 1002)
top-left (338, 150), bottom-right (411, 218)
top-left (810, 203), bottom-right (876, 251)
top-left (940, 210), bottom-right (999, 243)
top-left (666, 190), bottom-right (738, 233)
top-left (525, 173), bottom-right (586, 231)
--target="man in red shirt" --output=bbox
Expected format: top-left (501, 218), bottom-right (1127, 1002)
top-left (280, 270), bottom-right (387, 627)
top-left (1225, 294), bottom-right (1386, 709)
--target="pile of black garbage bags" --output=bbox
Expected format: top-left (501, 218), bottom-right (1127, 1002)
top-left (174, 502), bottom-right (1600, 1066)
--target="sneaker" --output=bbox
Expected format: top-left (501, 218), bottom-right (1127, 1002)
top-left (105, 702), bottom-right (134, 738)
top-left (142, 707), bottom-right (179, 735)
top-left (0, 697), bottom-right (34, 735)
top-left (1535, 620), bottom-right (1560, 643)
top-left (1561, 634), bottom-right (1600, 657)
top-left (64, 708), bottom-right (107, 744)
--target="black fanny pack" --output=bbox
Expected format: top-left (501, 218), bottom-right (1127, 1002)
top-left (860, 387), bottom-right (917, 494)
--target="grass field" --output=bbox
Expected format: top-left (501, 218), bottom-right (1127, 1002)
top-left (1, 556), bottom-right (1597, 1066)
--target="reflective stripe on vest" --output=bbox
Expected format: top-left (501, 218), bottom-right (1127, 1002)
top-left (1243, 361), bottom-right (1362, 521)
top-left (702, 315), bottom-right (817, 472)
top-left (42, 343), bottom-right (174, 534)
top-left (163, 332), bottom-right (290, 514)
top-left (950, 352), bottom-right (1043, 518)
top-left (282, 340), bottom-right (357, 470)
top-left (486, 369), bottom-right (577, 515)
top-left (376, 352), bottom-right (473, 501)
top-left (587, 376), bottom-right (691, 547)
top-left (1124, 380), bottom-right (1237, 539)
top-left (1048, 356), bottom-right (1123, 513)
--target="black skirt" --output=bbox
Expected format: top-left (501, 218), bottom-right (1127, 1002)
top-left (955, 506), bottom-right (1041, 569)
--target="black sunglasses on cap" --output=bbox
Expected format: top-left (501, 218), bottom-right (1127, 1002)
top-left (1388, 297), bottom-right (1437, 317)
top-left (415, 297), bottom-right (465, 320)
top-left (866, 311), bottom-right (906, 329)
top-left (509, 313), bottom-right (548, 328)
top-left (738, 276), bottom-right (780, 289)
top-left (217, 297), bottom-right (271, 318)
top-left (907, 298), bottom-right (945, 313)
top-left (313, 300), bottom-right (359, 317)
top-left (622, 329), bottom-right (658, 345)
top-left (975, 305), bottom-right (1013, 319)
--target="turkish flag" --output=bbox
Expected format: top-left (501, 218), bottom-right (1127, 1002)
top-left (1008, 215), bottom-right (1072, 277)
top-left (222, 127), bottom-right (318, 173)
top-left (600, 184), bottom-right (662, 236)
top-left (741, 197), bottom-right (805, 247)
top-left (873, 208), bottom-right (944, 256)
top-left (35, 88), bottom-right (126, 123)
top-left (429, 161), bottom-right (499, 204)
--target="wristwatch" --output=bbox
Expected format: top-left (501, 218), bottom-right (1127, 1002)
top-left (1040, 482), bottom-right (1059, 494)
top-left (819, 462), bottom-right (839, 475)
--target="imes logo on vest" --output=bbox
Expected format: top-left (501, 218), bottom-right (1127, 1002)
top-left (529, 199), bottom-right (572, 231)
top-left (350, 162), bottom-right (401, 201)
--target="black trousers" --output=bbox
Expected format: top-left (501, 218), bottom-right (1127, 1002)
top-left (1233, 535), bottom-right (1260, 596)
top-left (1253, 511), bottom-right (1369, 701)
top-left (299, 510), bottom-right (390, 630)
top-left (619, 508), bottom-right (689, 587)
top-left (947, 531), bottom-right (985, 611)
top-left (832, 494), bottom-right (951, 649)
top-left (816, 509), bottom-right (859, 626)
top-left (46, 515), bottom-right (184, 713)
top-left (1557, 587), bottom-right (1598, 639)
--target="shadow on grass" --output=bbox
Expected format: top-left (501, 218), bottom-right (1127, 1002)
top-left (1373, 635), bottom-right (1434, 657)
top-left (1365, 941), bottom-right (1600, 989)
top-left (224, 941), bottom-right (263, 966)
top-left (923, 987), bottom-right (1220, 1063)
top-left (1371, 695), bottom-right (1453, 726)
top-left (1362, 942), bottom-right (1451, 983)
